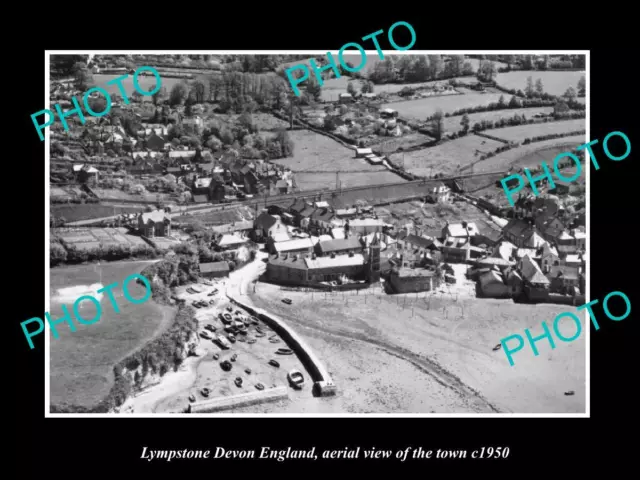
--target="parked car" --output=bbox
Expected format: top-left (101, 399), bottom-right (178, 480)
top-left (200, 331), bottom-right (211, 340)
top-left (287, 370), bottom-right (305, 389)
top-left (268, 359), bottom-right (280, 368)
top-left (276, 348), bottom-right (294, 355)
top-left (282, 298), bottom-right (293, 305)
top-left (201, 387), bottom-right (211, 397)
top-left (204, 324), bottom-right (215, 332)
top-left (220, 360), bottom-right (232, 371)
top-left (234, 377), bottom-right (243, 387)
top-left (255, 383), bottom-right (265, 391)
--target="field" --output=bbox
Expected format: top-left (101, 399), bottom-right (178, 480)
top-left (54, 227), bottom-right (148, 251)
top-left (248, 271), bottom-right (585, 413)
top-left (390, 134), bottom-right (506, 177)
top-left (51, 204), bottom-right (143, 223)
top-left (366, 132), bottom-right (435, 152)
top-left (50, 260), bottom-right (175, 410)
top-left (382, 93), bottom-right (507, 119)
top-left (472, 135), bottom-right (587, 173)
top-left (272, 130), bottom-right (380, 172)
top-left (443, 107), bottom-right (555, 133)
top-left (487, 119), bottom-right (586, 142)
top-left (495, 70), bottom-right (586, 97)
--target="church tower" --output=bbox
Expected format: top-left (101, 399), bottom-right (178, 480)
top-left (366, 232), bottom-right (381, 284)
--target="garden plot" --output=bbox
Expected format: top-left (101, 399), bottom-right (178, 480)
top-left (495, 70), bottom-right (585, 97)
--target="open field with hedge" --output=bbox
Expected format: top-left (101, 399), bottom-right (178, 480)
top-left (443, 107), bottom-right (555, 133)
top-left (486, 119), bottom-right (586, 142)
top-left (495, 70), bottom-right (585, 97)
top-left (391, 134), bottom-right (506, 177)
top-left (472, 135), bottom-right (587, 173)
top-left (382, 93), bottom-right (507, 119)
top-left (50, 260), bottom-right (174, 410)
top-left (273, 129), bottom-right (391, 175)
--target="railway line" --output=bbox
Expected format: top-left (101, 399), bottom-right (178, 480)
top-left (64, 169), bottom-right (507, 226)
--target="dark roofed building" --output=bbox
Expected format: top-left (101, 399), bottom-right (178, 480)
top-left (137, 209), bottom-right (171, 237)
top-left (546, 265), bottom-right (580, 293)
top-left (200, 261), bottom-right (230, 278)
top-left (503, 218), bottom-right (536, 248)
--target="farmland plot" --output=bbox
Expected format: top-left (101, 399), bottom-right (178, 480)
top-left (382, 93), bottom-right (507, 120)
top-left (272, 130), bottom-right (386, 173)
top-left (294, 171), bottom-right (405, 192)
top-left (55, 227), bottom-right (148, 251)
top-left (487, 119), bottom-right (586, 142)
top-left (472, 135), bottom-right (587, 173)
top-left (390, 134), bottom-right (505, 177)
top-left (495, 70), bottom-right (586, 97)
top-left (443, 107), bottom-right (555, 133)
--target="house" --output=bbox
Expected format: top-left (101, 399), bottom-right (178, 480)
top-left (355, 147), bottom-right (373, 158)
top-left (502, 219), bottom-right (545, 248)
top-left (442, 222), bottom-right (479, 239)
top-left (346, 218), bottom-right (385, 235)
top-left (518, 254), bottom-right (550, 289)
top-left (254, 212), bottom-right (285, 241)
top-left (402, 234), bottom-right (435, 255)
top-left (200, 261), bottom-right (230, 279)
top-left (275, 179), bottom-right (290, 194)
top-left (390, 267), bottom-right (438, 293)
top-left (338, 93), bottom-right (354, 104)
top-left (72, 164), bottom-right (99, 183)
top-left (309, 208), bottom-right (336, 235)
top-left (315, 237), bottom-right (363, 257)
top-left (267, 238), bottom-right (315, 255)
top-left (335, 208), bottom-right (358, 219)
top-left (477, 271), bottom-right (511, 298)
top-left (145, 132), bottom-right (166, 151)
top-left (193, 177), bottom-right (212, 195)
top-left (379, 108), bottom-right (398, 119)
top-left (215, 234), bottom-right (248, 250)
top-left (546, 265), bottom-right (580, 293)
top-left (562, 253), bottom-right (585, 272)
top-left (538, 242), bottom-right (560, 273)
top-left (426, 183), bottom-right (451, 203)
top-left (138, 210), bottom-right (171, 237)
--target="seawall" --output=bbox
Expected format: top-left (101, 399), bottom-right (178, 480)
top-left (188, 386), bottom-right (289, 413)
top-left (226, 295), bottom-right (337, 397)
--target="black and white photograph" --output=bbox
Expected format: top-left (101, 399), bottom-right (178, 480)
top-left (43, 51), bottom-right (590, 416)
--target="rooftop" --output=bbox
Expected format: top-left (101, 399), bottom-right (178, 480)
top-left (200, 261), bottom-right (230, 273)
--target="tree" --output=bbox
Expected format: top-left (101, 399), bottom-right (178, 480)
top-left (477, 60), bottom-right (497, 82)
top-left (361, 81), bottom-right (374, 94)
top-left (535, 78), bottom-right (544, 95)
top-left (525, 76), bottom-right (535, 97)
top-left (73, 62), bottom-right (93, 90)
top-left (577, 76), bottom-right (586, 96)
top-left (508, 95), bottom-right (521, 108)
top-left (462, 61), bottom-right (475, 76)
top-left (152, 86), bottom-right (167, 106)
top-left (190, 80), bottom-right (207, 104)
top-left (431, 109), bottom-right (445, 140)
top-left (169, 83), bottom-right (189, 106)
top-left (305, 76), bottom-right (322, 102)
top-left (564, 87), bottom-right (577, 101)
top-left (460, 114), bottom-right (470, 134)
top-left (497, 95), bottom-right (506, 108)
top-left (347, 81), bottom-right (357, 97)
top-left (504, 55), bottom-right (516, 70)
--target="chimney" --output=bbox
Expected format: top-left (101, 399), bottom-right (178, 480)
top-left (349, 251), bottom-right (354, 257)
top-left (331, 253), bottom-right (336, 259)
top-left (292, 254), bottom-right (298, 261)
top-left (311, 253), bottom-right (317, 260)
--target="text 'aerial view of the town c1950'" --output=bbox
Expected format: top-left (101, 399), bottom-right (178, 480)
top-left (47, 52), bottom-right (587, 416)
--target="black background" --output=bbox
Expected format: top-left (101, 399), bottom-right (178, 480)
top-left (13, 12), bottom-right (635, 475)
